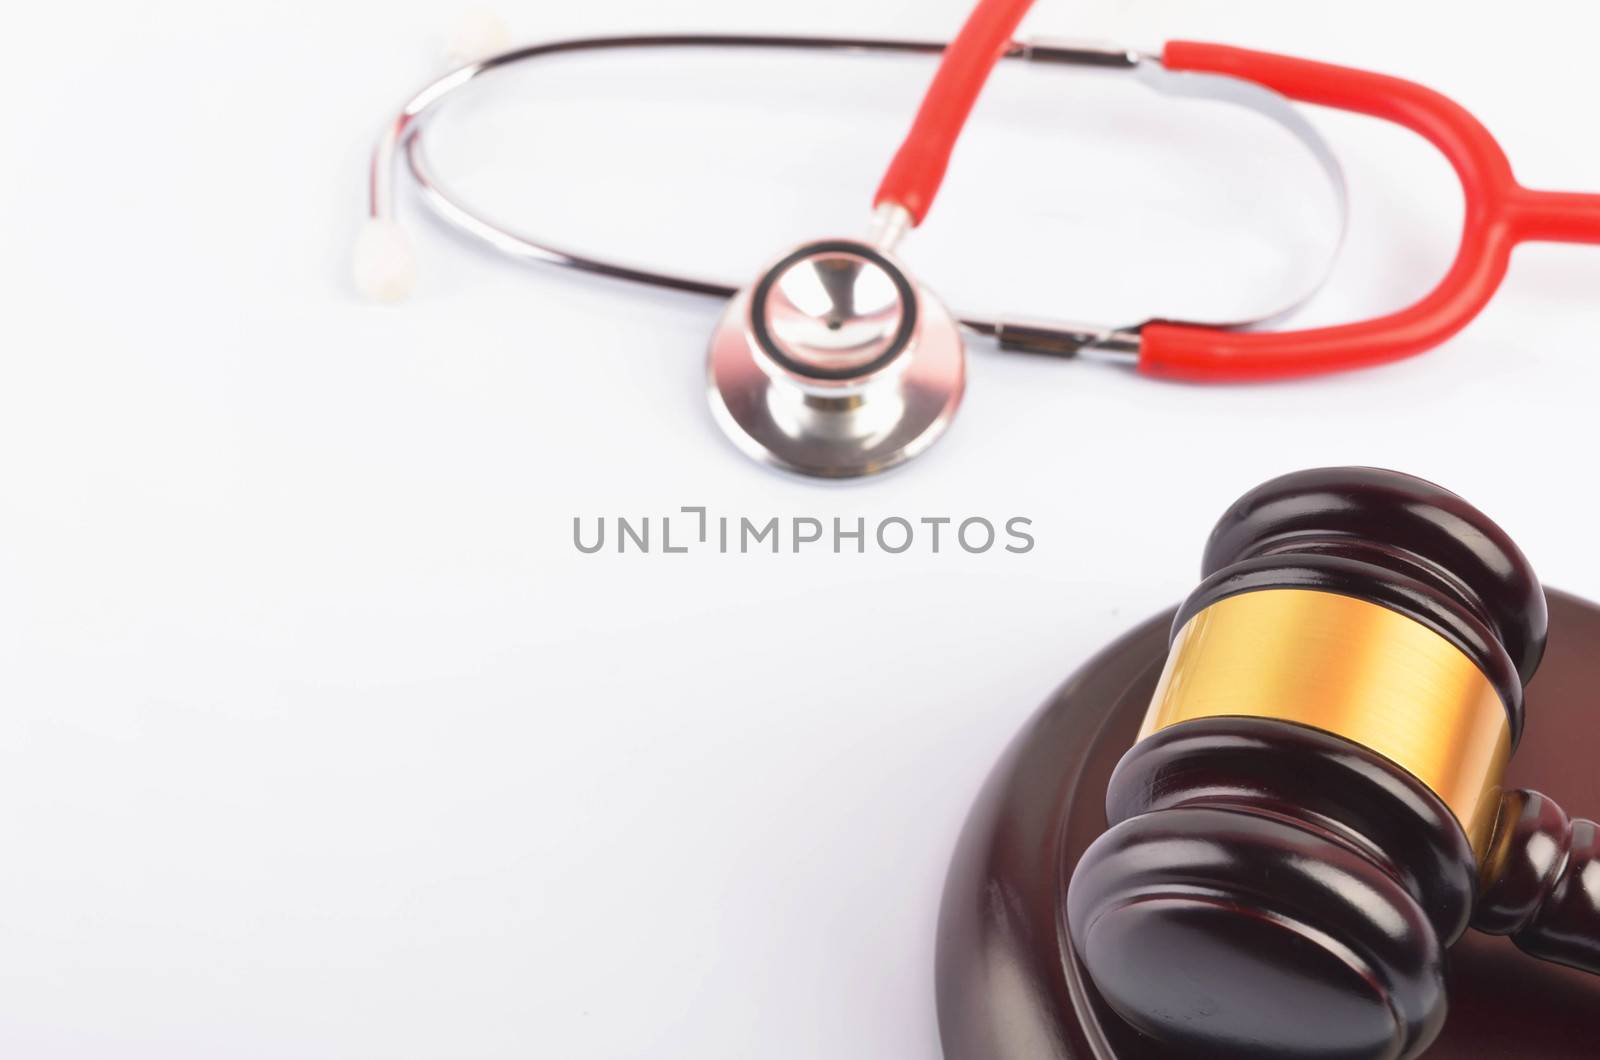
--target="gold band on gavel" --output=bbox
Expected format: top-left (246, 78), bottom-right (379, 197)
top-left (1140, 588), bottom-right (1512, 860)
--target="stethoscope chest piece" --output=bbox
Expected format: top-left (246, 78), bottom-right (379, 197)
top-left (707, 239), bottom-right (965, 478)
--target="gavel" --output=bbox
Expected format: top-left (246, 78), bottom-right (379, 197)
top-left (1066, 468), bottom-right (1600, 1059)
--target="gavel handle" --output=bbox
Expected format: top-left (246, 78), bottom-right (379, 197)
top-left (1474, 789), bottom-right (1600, 973)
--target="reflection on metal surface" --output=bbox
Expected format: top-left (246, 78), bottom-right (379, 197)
top-left (709, 240), bottom-right (965, 478)
top-left (754, 245), bottom-right (912, 381)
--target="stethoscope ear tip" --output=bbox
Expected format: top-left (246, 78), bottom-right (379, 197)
top-left (444, 8), bottom-right (511, 66)
top-left (353, 218), bottom-right (419, 303)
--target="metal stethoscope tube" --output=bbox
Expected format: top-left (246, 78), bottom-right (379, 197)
top-left (362, 5), bottom-right (1357, 477)
top-left (366, 33), bottom-right (1349, 359)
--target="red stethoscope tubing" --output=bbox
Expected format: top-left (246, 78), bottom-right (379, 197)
top-left (878, 0), bottom-right (1600, 381)
top-left (873, 0), bottom-right (1035, 224)
top-left (1146, 42), bottom-right (1600, 381)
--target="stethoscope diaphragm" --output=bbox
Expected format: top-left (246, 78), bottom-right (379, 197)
top-left (707, 239), bottom-right (965, 478)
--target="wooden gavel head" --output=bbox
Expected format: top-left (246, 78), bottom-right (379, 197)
top-left (1067, 467), bottom-right (1600, 1060)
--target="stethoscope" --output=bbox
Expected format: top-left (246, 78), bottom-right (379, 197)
top-left (362, 0), bottom-right (1600, 478)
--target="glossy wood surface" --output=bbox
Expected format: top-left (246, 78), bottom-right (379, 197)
top-left (1475, 788), bottom-right (1600, 974)
top-left (936, 590), bottom-right (1600, 1059)
top-left (1069, 717), bottom-right (1459, 1057)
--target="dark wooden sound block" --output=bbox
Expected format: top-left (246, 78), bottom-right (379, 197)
top-left (937, 589), bottom-right (1600, 1059)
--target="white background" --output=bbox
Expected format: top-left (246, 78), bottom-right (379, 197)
top-left (3, 1), bottom-right (1600, 1057)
